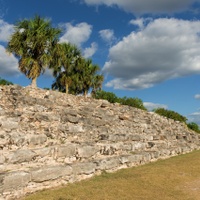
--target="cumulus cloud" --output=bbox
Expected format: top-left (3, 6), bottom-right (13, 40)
top-left (99, 29), bottom-right (116, 44)
top-left (82, 0), bottom-right (200, 14)
top-left (194, 94), bottom-right (200, 99)
top-left (0, 19), bottom-right (14, 42)
top-left (83, 42), bottom-right (98, 58)
top-left (188, 112), bottom-right (200, 125)
top-left (129, 18), bottom-right (152, 30)
top-left (103, 18), bottom-right (200, 90)
top-left (143, 102), bottom-right (168, 111)
top-left (59, 22), bottom-right (92, 47)
top-left (0, 45), bottom-right (19, 76)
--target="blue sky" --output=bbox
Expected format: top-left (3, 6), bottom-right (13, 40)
top-left (0, 0), bottom-right (200, 125)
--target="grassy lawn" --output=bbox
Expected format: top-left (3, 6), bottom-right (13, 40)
top-left (22, 150), bottom-right (200, 200)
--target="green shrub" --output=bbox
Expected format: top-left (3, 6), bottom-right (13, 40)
top-left (187, 122), bottom-right (200, 133)
top-left (93, 90), bottom-right (147, 110)
top-left (93, 90), bottom-right (119, 103)
top-left (154, 108), bottom-right (187, 123)
top-left (0, 77), bottom-right (13, 85)
top-left (119, 96), bottom-right (147, 111)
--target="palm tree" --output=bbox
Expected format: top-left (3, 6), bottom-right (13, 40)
top-left (81, 59), bottom-right (99, 96)
top-left (51, 42), bottom-right (81, 94)
top-left (91, 74), bottom-right (104, 95)
top-left (7, 15), bottom-right (61, 88)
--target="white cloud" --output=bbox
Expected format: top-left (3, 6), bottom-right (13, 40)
top-left (144, 102), bottom-right (168, 111)
top-left (99, 29), bottom-right (116, 44)
top-left (59, 22), bottom-right (92, 47)
top-left (188, 112), bottom-right (200, 125)
top-left (129, 18), bottom-right (152, 30)
top-left (82, 0), bottom-right (200, 14)
top-left (0, 45), bottom-right (19, 76)
top-left (83, 42), bottom-right (98, 58)
top-left (0, 19), bottom-right (14, 42)
top-left (103, 18), bottom-right (200, 90)
top-left (195, 94), bottom-right (200, 99)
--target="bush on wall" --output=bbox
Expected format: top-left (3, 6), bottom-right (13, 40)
top-left (154, 108), bottom-right (187, 123)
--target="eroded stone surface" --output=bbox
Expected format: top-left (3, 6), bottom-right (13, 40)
top-left (0, 85), bottom-right (200, 200)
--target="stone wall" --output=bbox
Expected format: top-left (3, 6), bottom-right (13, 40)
top-left (0, 85), bottom-right (200, 199)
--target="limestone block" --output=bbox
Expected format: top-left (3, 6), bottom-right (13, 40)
top-left (0, 139), bottom-right (8, 146)
top-left (81, 118), bottom-right (107, 127)
top-left (126, 154), bottom-right (143, 163)
top-left (62, 109), bottom-right (78, 117)
top-left (72, 162), bottom-right (96, 175)
top-left (0, 155), bottom-right (5, 164)
top-left (61, 115), bottom-right (79, 123)
top-left (100, 144), bottom-right (116, 155)
top-left (68, 124), bottom-right (84, 133)
top-left (35, 113), bottom-right (52, 122)
top-left (1, 119), bottom-right (19, 130)
top-left (34, 147), bottom-right (53, 157)
top-left (0, 106), bottom-right (5, 115)
top-left (145, 135), bottom-right (154, 141)
top-left (119, 114), bottom-right (130, 120)
top-left (77, 145), bottom-right (100, 158)
top-left (31, 165), bottom-right (72, 182)
top-left (130, 135), bottom-right (141, 141)
top-left (57, 144), bottom-right (76, 158)
top-left (108, 134), bottom-right (127, 142)
top-left (138, 152), bottom-right (151, 162)
top-left (28, 134), bottom-right (47, 146)
top-left (119, 155), bottom-right (129, 164)
top-left (10, 133), bottom-right (25, 146)
top-left (96, 157), bottom-right (120, 170)
top-left (3, 171), bottom-right (31, 192)
top-left (9, 149), bottom-right (36, 164)
top-left (100, 100), bottom-right (110, 108)
top-left (0, 173), bottom-right (4, 193)
top-left (131, 142), bottom-right (146, 151)
top-left (153, 135), bottom-right (161, 140)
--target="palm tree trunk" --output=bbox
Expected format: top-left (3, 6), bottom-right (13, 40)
top-left (84, 90), bottom-right (88, 97)
top-left (66, 83), bottom-right (69, 94)
top-left (31, 77), bottom-right (37, 88)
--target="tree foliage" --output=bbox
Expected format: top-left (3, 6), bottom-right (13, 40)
top-left (52, 44), bottom-right (104, 96)
top-left (7, 15), bottom-right (61, 87)
top-left (51, 43), bottom-right (82, 94)
top-left (154, 108), bottom-right (187, 123)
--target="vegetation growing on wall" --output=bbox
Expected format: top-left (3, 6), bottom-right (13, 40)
top-left (4, 15), bottom-right (200, 130)
top-left (154, 108), bottom-right (187, 123)
top-left (187, 122), bottom-right (200, 133)
top-left (154, 108), bottom-right (200, 133)
top-left (93, 90), bottom-right (147, 110)
top-left (0, 77), bottom-right (13, 85)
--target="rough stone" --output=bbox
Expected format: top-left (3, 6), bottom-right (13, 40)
top-left (9, 149), bottom-right (37, 164)
top-left (0, 85), bottom-right (200, 199)
top-left (28, 134), bottom-right (47, 146)
top-left (72, 162), bottom-right (96, 175)
top-left (77, 145), bottom-right (100, 158)
top-left (96, 157), bottom-right (120, 170)
top-left (57, 144), bottom-right (76, 158)
top-left (31, 165), bottom-right (72, 182)
top-left (3, 171), bottom-right (31, 191)
top-left (0, 155), bottom-right (5, 164)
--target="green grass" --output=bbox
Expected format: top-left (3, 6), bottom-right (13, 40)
top-left (21, 150), bottom-right (200, 200)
